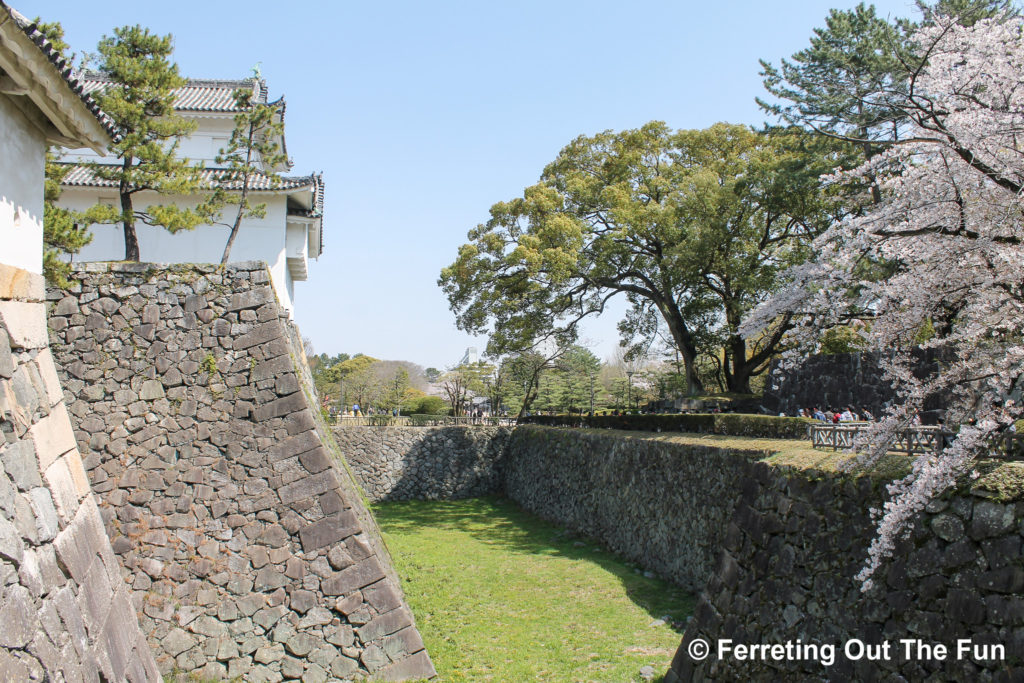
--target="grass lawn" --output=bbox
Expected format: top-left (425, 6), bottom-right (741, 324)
top-left (372, 497), bottom-right (694, 682)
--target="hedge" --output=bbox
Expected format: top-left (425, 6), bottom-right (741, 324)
top-left (518, 413), bottom-right (812, 439)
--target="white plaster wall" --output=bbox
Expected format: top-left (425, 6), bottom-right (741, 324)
top-left (60, 188), bottom-right (295, 313)
top-left (0, 94), bottom-right (46, 273)
top-left (62, 115), bottom-right (240, 167)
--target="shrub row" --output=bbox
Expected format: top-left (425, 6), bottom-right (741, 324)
top-left (519, 413), bottom-right (813, 439)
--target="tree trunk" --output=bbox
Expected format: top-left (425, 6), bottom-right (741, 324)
top-left (120, 159), bottom-right (139, 261)
top-left (221, 208), bottom-right (244, 265)
top-left (659, 303), bottom-right (704, 394)
top-left (121, 194), bottom-right (139, 262)
top-left (726, 334), bottom-right (753, 394)
top-left (221, 124), bottom-right (256, 264)
top-left (516, 364), bottom-right (544, 419)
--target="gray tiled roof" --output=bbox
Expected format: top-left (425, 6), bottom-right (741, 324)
top-left (60, 163), bottom-right (317, 192)
top-left (287, 174), bottom-right (325, 218)
top-left (80, 74), bottom-right (275, 113)
top-left (1, 4), bottom-right (118, 139)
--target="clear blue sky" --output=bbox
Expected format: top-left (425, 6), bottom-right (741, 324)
top-left (26, 0), bottom-right (918, 370)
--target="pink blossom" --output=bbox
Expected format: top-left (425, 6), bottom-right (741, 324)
top-left (744, 15), bottom-right (1024, 588)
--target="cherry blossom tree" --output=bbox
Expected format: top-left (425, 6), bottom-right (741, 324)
top-left (743, 13), bottom-right (1024, 588)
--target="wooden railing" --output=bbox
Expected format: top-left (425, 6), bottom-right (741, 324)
top-left (810, 423), bottom-right (1024, 459)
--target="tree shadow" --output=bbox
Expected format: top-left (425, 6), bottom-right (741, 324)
top-left (372, 494), bottom-right (695, 630)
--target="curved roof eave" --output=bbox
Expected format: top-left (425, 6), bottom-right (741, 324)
top-left (0, 3), bottom-right (117, 150)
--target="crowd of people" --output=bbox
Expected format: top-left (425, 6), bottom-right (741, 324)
top-left (793, 406), bottom-right (881, 424)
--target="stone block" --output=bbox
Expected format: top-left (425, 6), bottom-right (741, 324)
top-left (374, 651), bottom-right (438, 679)
top-left (254, 566), bottom-right (289, 592)
top-left (357, 606), bottom-right (413, 643)
top-left (298, 509), bottom-right (360, 552)
top-left (233, 323), bottom-right (282, 351)
top-left (139, 380), bottom-right (165, 401)
top-left (250, 355), bottom-right (293, 382)
top-left (1, 440), bottom-right (42, 490)
top-left (0, 301), bottom-right (47, 348)
top-left (54, 497), bottom-right (107, 583)
top-left (33, 348), bottom-right (64, 406)
top-left (99, 592), bottom-right (139, 682)
top-left (254, 392), bottom-right (307, 422)
top-left (28, 487), bottom-right (59, 541)
top-left (0, 264), bottom-right (45, 301)
top-left (274, 373), bottom-right (299, 396)
top-left (0, 513), bottom-right (25, 565)
top-left (0, 329), bottom-right (11, 378)
top-left (321, 557), bottom-right (386, 596)
top-left (298, 447), bottom-right (331, 474)
top-left (141, 304), bottom-right (159, 324)
top-left (227, 288), bottom-right (273, 311)
top-left (269, 430), bottom-right (321, 463)
top-left (52, 585), bottom-right (89, 657)
top-left (32, 350), bottom-right (63, 409)
top-left (381, 625), bottom-right (426, 662)
top-left (0, 584), bottom-right (37, 648)
top-left (277, 468), bottom-right (341, 505)
top-left (285, 410), bottom-right (316, 435)
top-left (970, 501), bottom-right (1015, 539)
top-left (28, 403), bottom-right (77, 470)
top-left (163, 628), bottom-right (196, 657)
top-left (65, 450), bottom-right (92, 498)
top-left (76, 557), bottom-right (113, 637)
top-left (364, 580), bottom-right (404, 614)
top-left (44, 456), bottom-right (81, 521)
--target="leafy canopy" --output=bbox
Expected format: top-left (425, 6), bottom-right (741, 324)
top-left (441, 121), bottom-right (849, 394)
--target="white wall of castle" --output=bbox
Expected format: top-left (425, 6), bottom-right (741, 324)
top-left (57, 112), bottom-right (304, 313)
top-left (0, 93), bottom-right (45, 274)
top-left (63, 114), bottom-right (242, 168)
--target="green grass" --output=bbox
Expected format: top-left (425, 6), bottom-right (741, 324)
top-left (372, 497), bottom-right (694, 682)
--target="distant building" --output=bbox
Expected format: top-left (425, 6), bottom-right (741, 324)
top-left (56, 75), bottom-right (324, 314)
top-left (458, 346), bottom-right (479, 366)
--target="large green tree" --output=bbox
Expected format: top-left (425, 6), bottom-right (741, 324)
top-left (441, 122), bottom-right (848, 394)
top-left (85, 25), bottom-right (207, 261)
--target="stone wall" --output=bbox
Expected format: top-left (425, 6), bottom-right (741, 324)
top-left (504, 426), bottom-right (762, 591)
top-left (0, 264), bottom-right (159, 682)
top-left (761, 349), bottom-right (947, 420)
top-left (339, 423), bottom-right (1024, 679)
top-left (331, 427), bottom-right (510, 502)
top-left (666, 468), bottom-right (1024, 681)
top-left (48, 262), bottom-right (435, 682)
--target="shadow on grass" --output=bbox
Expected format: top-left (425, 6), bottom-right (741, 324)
top-left (372, 494), bottom-right (695, 630)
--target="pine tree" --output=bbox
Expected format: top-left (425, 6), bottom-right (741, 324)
top-left (85, 25), bottom-right (205, 261)
top-left (205, 84), bottom-right (288, 263)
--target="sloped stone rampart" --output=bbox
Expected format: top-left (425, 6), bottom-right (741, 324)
top-left (0, 264), bottom-right (159, 682)
top-left (331, 426), bottom-right (510, 502)
top-left (48, 262), bottom-right (435, 682)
